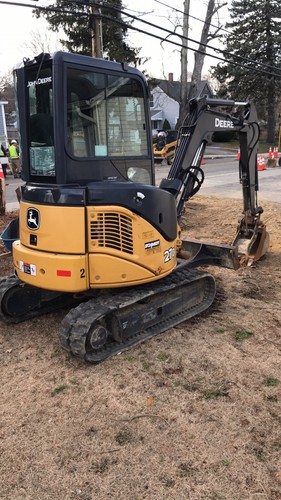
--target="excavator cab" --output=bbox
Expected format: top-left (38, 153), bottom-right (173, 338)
top-left (17, 52), bottom-right (154, 184)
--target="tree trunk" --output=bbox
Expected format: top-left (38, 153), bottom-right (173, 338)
top-left (265, 3), bottom-right (276, 144)
top-left (91, 0), bottom-right (103, 58)
top-left (176, 0), bottom-right (222, 128)
top-left (187, 0), bottom-right (215, 101)
top-left (0, 177), bottom-right (6, 215)
top-left (176, 0), bottom-right (190, 128)
top-left (267, 78), bottom-right (276, 144)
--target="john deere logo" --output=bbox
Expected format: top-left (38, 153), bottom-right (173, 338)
top-left (27, 208), bottom-right (40, 230)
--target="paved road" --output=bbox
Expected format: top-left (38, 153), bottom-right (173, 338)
top-left (4, 157), bottom-right (281, 213)
top-left (201, 159), bottom-right (281, 203)
top-left (155, 157), bottom-right (281, 203)
top-left (4, 177), bottom-right (23, 212)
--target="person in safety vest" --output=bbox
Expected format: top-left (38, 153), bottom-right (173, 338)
top-left (9, 140), bottom-right (21, 178)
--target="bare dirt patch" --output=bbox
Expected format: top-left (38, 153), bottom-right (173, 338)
top-left (0, 196), bottom-right (281, 500)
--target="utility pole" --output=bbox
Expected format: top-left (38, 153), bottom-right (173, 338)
top-left (176, 0), bottom-right (190, 128)
top-left (91, 0), bottom-right (103, 58)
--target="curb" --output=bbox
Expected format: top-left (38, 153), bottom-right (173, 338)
top-left (204, 154), bottom-right (237, 159)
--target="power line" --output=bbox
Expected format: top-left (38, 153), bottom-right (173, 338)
top-left (1, 0), bottom-right (281, 79)
top-left (102, 11), bottom-right (281, 77)
top-left (152, 0), bottom-right (232, 36)
top-left (62, 0), bottom-right (281, 78)
top-left (123, 0), bottom-right (231, 36)
top-left (95, 0), bottom-right (281, 77)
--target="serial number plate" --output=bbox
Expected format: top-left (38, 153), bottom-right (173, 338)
top-left (19, 261), bottom-right (37, 276)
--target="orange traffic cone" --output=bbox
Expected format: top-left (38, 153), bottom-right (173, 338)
top-left (268, 146), bottom-right (274, 159)
top-left (0, 163), bottom-right (4, 179)
top-left (274, 146), bottom-right (279, 159)
top-left (257, 154), bottom-right (266, 171)
top-left (237, 149), bottom-right (240, 160)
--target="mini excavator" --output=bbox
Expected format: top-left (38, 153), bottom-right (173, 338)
top-left (0, 52), bottom-right (269, 363)
top-left (153, 129), bottom-right (178, 165)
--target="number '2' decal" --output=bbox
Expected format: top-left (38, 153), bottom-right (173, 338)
top-left (164, 247), bottom-right (175, 263)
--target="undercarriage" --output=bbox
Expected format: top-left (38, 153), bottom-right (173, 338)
top-left (0, 264), bottom-right (215, 363)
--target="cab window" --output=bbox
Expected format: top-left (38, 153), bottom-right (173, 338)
top-left (66, 68), bottom-right (148, 158)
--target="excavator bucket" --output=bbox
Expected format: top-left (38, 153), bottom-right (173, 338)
top-left (233, 218), bottom-right (270, 266)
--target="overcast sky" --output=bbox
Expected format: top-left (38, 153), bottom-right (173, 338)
top-left (0, 0), bottom-right (230, 79)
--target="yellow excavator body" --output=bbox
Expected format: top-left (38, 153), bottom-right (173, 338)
top-left (13, 202), bottom-right (178, 292)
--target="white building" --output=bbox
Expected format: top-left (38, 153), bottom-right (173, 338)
top-left (0, 101), bottom-right (8, 148)
top-left (149, 74), bottom-right (213, 131)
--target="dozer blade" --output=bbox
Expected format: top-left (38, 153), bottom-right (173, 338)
top-left (233, 218), bottom-right (270, 266)
top-left (179, 238), bottom-right (240, 270)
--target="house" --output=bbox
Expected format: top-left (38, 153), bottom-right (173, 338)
top-left (6, 110), bottom-right (18, 144)
top-left (0, 101), bottom-right (8, 147)
top-left (149, 73), bottom-right (213, 131)
top-left (0, 101), bottom-right (18, 146)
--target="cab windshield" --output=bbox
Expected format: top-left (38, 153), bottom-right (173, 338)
top-left (66, 67), bottom-right (148, 158)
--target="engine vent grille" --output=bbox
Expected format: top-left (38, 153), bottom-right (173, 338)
top-left (90, 212), bottom-right (134, 254)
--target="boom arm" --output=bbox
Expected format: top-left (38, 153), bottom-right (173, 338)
top-left (160, 96), bottom-right (259, 218)
top-left (159, 96), bottom-right (268, 265)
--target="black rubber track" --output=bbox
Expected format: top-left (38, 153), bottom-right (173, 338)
top-left (60, 265), bottom-right (216, 364)
top-left (0, 275), bottom-right (79, 323)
